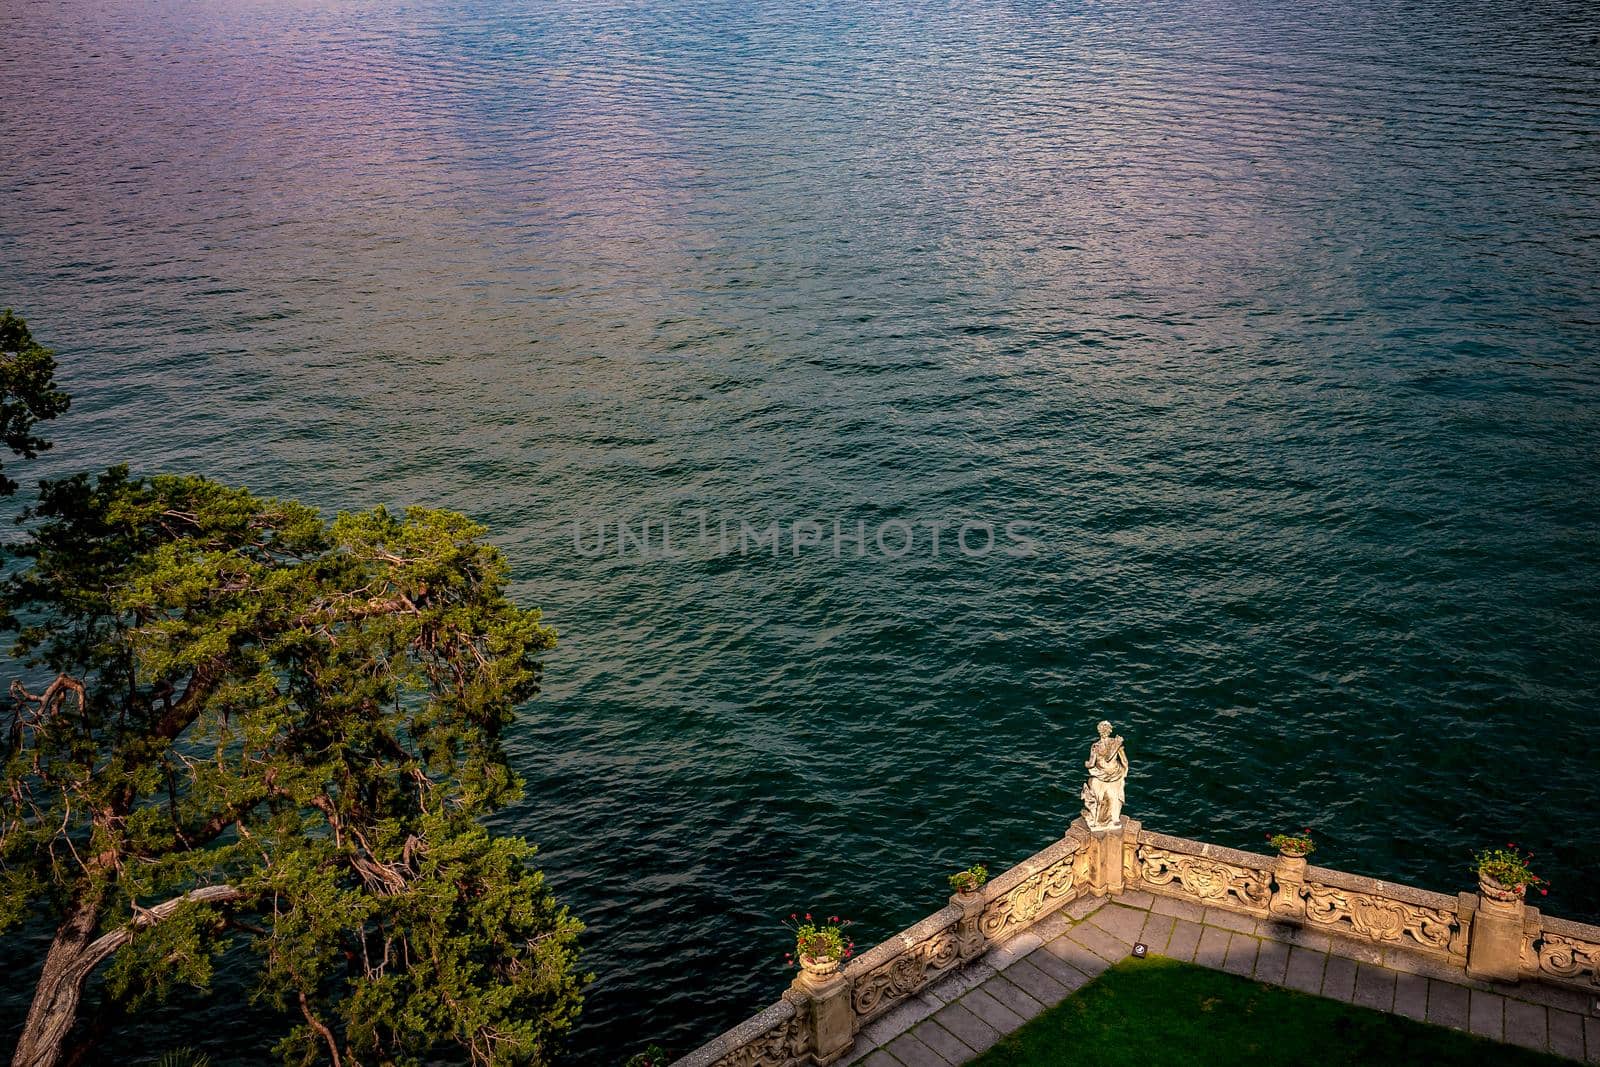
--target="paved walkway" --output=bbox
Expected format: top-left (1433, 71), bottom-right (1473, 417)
top-left (842, 892), bottom-right (1599, 1066)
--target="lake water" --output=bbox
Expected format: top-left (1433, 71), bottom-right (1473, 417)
top-left (3, 0), bottom-right (1599, 1061)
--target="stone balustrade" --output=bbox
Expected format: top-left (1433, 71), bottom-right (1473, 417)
top-left (1129, 827), bottom-right (1274, 916)
top-left (672, 818), bottom-right (1600, 1067)
top-left (1528, 913), bottom-right (1600, 991)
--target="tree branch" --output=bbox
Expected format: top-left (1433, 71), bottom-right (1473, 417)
top-left (298, 991), bottom-right (343, 1067)
top-left (11, 885), bottom-right (246, 1067)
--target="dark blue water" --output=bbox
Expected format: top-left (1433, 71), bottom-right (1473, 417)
top-left (3, 0), bottom-right (1599, 1061)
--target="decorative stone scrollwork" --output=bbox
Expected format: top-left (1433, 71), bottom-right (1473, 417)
top-left (1268, 854), bottom-right (1309, 919)
top-left (1300, 883), bottom-right (1456, 953)
top-left (710, 1012), bottom-right (809, 1067)
top-left (850, 927), bottom-right (961, 1022)
top-left (954, 903), bottom-right (984, 961)
top-left (977, 843), bottom-right (1092, 943)
top-left (1535, 933), bottom-right (1600, 988)
top-left (1073, 843), bottom-right (1093, 891)
top-left (1135, 846), bottom-right (1271, 911)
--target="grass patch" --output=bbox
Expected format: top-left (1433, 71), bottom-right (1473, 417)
top-left (968, 955), bottom-right (1571, 1066)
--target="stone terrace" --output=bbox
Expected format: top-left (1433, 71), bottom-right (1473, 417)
top-left (845, 893), bottom-right (1597, 1067)
top-left (673, 815), bottom-right (1600, 1067)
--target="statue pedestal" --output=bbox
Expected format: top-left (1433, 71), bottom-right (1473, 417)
top-left (1073, 816), bottom-right (1137, 896)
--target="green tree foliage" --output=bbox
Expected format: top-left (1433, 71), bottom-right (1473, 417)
top-left (1, 372), bottom-right (584, 1064)
top-left (0, 311), bottom-right (70, 497)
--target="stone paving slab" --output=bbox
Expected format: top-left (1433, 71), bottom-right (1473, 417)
top-left (1548, 1009), bottom-right (1585, 1061)
top-left (1507, 1000), bottom-right (1551, 1053)
top-left (1204, 907), bottom-right (1260, 936)
top-left (926, 1003), bottom-right (999, 1055)
top-left (1194, 925), bottom-right (1231, 969)
top-left (1023, 944), bottom-right (1081, 983)
top-left (839, 1039), bottom-right (880, 1067)
top-left (1149, 894), bottom-right (1203, 922)
top-left (1520, 981), bottom-right (1595, 1016)
top-left (1428, 978), bottom-right (1470, 1031)
top-left (980, 975), bottom-right (1046, 1022)
top-left (1026, 909), bottom-right (1073, 943)
top-left (958, 987), bottom-right (1025, 1033)
top-left (1322, 953), bottom-right (1358, 1002)
top-left (980, 931), bottom-right (1041, 971)
top-left (926, 962), bottom-right (995, 1006)
top-left (1329, 934), bottom-right (1386, 967)
top-left (1066, 920), bottom-right (1133, 963)
top-left (1394, 971), bottom-right (1429, 1021)
top-left (1353, 963), bottom-right (1397, 1012)
top-left (911, 1019), bottom-right (975, 1064)
top-left (1221, 932), bottom-right (1259, 977)
top-left (884, 1030), bottom-right (949, 1067)
top-left (1254, 939), bottom-right (1291, 986)
top-left (1262, 921), bottom-right (1332, 953)
top-left (1041, 932), bottom-right (1112, 977)
top-left (1138, 911), bottom-right (1176, 952)
top-left (1061, 894), bottom-right (1107, 920)
top-left (1472, 989), bottom-right (1507, 1040)
top-left (1001, 957), bottom-right (1069, 1006)
top-left (858, 895), bottom-right (1595, 1067)
top-left (1166, 917), bottom-right (1203, 962)
top-left (861, 994), bottom-right (940, 1046)
top-left (1087, 903), bottom-right (1147, 945)
top-left (1284, 945), bottom-right (1327, 994)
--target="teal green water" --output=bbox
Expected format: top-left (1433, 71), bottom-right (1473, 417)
top-left (3, 0), bottom-right (1599, 1061)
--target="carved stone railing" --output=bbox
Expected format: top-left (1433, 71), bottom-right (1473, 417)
top-left (1131, 830), bottom-right (1274, 915)
top-left (1527, 913), bottom-right (1600, 992)
top-left (674, 826), bottom-right (1096, 1067)
top-left (674, 818), bottom-right (1600, 1067)
top-left (975, 831), bottom-right (1095, 944)
top-left (1297, 866), bottom-right (1465, 959)
top-left (673, 999), bottom-right (807, 1067)
top-left (1126, 831), bottom-right (1470, 961)
top-left (847, 906), bottom-right (963, 1024)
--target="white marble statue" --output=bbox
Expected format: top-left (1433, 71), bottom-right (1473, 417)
top-left (1081, 720), bottom-right (1128, 831)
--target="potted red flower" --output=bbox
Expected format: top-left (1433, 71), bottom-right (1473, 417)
top-left (783, 912), bottom-right (855, 979)
top-left (1267, 829), bottom-right (1316, 859)
top-left (948, 864), bottom-right (989, 896)
top-left (1474, 844), bottom-right (1547, 903)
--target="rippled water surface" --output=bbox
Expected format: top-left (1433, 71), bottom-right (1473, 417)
top-left (3, 0), bottom-right (1600, 1061)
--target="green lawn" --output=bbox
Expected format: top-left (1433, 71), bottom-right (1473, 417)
top-left (967, 956), bottom-right (1573, 1067)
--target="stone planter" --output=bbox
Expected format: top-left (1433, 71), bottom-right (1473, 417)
top-left (798, 954), bottom-right (840, 981)
top-left (952, 881), bottom-right (983, 897)
top-left (1478, 872), bottom-right (1526, 906)
top-left (1277, 845), bottom-right (1312, 859)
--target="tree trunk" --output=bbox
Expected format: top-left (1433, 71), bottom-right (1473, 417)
top-left (10, 885), bottom-right (243, 1067)
top-left (10, 901), bottom-right (100, 1067)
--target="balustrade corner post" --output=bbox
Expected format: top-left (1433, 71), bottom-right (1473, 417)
top-left (784, 967), bottom-right (854, 1065)
top-left (1466, 883), bottom-right (1527, 983)
top-left (1080, 815), bottom-right (1136, 897)
top-left (1269, 851), bottom-right (1309, 920)
top-left (950, 888), bottom-right (988, 962)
